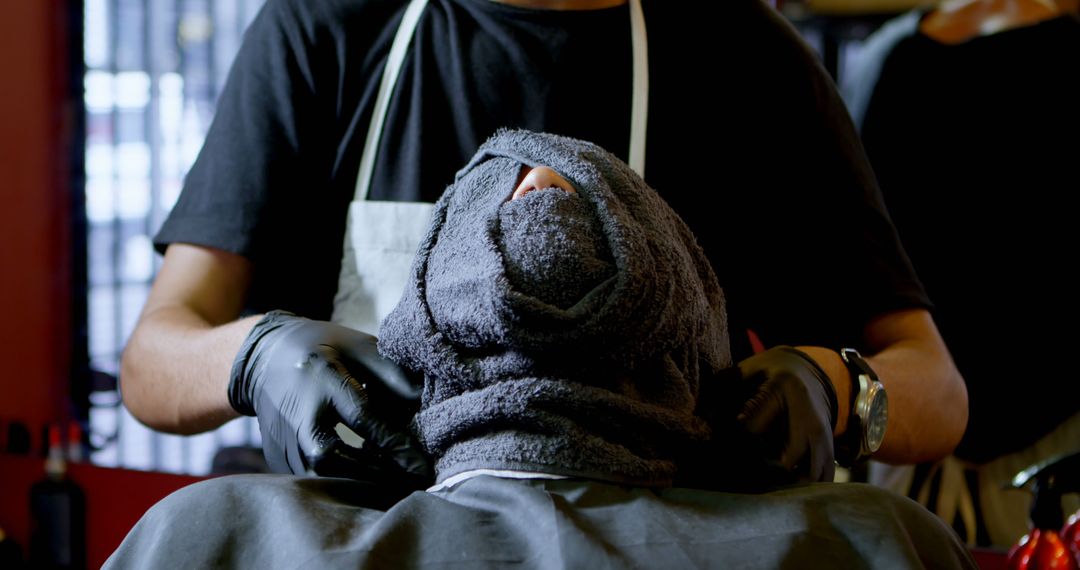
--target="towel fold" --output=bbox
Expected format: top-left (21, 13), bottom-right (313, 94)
top-left (379, 129), bottom-right (731, 486)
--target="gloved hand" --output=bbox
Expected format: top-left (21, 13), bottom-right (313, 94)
top-left (229, 310), bottom-right (433, 487)
top-left (732, 346), bottom-right (839, 485)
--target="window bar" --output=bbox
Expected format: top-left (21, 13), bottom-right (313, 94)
top-left (146, 0), bottom-right (164, 243)
top-left (207, 0), bottom-right (219, 104)
top-left (70, 0), bottom-right (92, 444)
top-left (86, 0), bottom-right (111, 468)
top-left (237, 0), bottom-right (246, 40)
top-left (138, 0), bottom-right (160, 475)
top-left (109, 0), bottom-right (124, 468)
top-left (85, 0), bottom-right (269, 474)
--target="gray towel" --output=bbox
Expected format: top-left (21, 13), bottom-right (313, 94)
top-left (378, 129), bottom-right (731, 486)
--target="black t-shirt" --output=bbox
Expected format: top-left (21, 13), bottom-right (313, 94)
top-left (155, 0), bottom-right (929, 360)
top-left (851, 14), bottom-right (1080, 462)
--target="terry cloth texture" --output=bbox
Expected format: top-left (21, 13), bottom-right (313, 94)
top-left (378, 129), bottom-right (732, 487)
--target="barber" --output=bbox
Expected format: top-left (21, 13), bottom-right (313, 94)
top-left (120, 0), bottom-right (966, 486)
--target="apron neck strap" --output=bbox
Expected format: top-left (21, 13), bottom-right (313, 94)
top-left (355, 0), bottom-right (429, 202)
top-left (354, 0), bottom-right (648, 202)
top-left (628, 0), bottom-right (647, 177)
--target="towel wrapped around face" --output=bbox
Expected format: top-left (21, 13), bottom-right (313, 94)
top-left (378, 129), bottom-right (732, 486)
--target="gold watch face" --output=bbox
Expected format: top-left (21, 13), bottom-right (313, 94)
top-left (865, 385), bottom-right (888, 453)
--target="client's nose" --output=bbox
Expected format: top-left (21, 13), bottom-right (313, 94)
top-left (512, 166), bottom-right (576, 200)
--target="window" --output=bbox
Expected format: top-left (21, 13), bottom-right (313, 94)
top-left (85, 0), bottom-right (266, 474)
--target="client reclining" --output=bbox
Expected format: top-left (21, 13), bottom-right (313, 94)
top-left (379, 128), bottom-right (732, 488)
top-left (105, 130), bottom-right (975, 570)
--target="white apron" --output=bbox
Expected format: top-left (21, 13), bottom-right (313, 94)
top-left (331, 0), bottom-right (650, 335)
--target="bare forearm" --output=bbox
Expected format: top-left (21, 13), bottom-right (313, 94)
top-left (864, 339), bottom-right (967, 463)
top-left (121, 306), bottom-right (261, 434)
top-left (120, 243), bottom-right (257, 434)
top-left (798, 309), bottom-right (968, 464)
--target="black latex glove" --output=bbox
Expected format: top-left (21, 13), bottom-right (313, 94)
top-left (676, 347), bottom-right (838, 492)
top-left (732, 346), bottom-right (839, 485)
top-left (229, 310), bottom-right (433, 488)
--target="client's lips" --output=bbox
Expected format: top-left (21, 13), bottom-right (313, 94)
top-left (512, 165), bottom-right (577, 201)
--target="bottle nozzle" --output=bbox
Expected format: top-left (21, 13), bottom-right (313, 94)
top-left (44, 423), bottom-right (66, 479)
top-left (1009, 451), bottom-right (1080, 531)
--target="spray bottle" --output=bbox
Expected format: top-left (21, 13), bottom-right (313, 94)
top-left (1007, 451), bottom-right (1080, 570)
top-left (28, 423), bottom-right (86, 569)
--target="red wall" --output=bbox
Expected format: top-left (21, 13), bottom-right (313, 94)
top-left (0, 1), bottom-right (73, 441)
top-left (0, 4), bottom-right (207, 567)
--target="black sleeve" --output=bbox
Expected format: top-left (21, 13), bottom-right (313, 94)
top-left (696, 0), bottom-right (931, 353)
top-left (805, 53), bottom-right (932, 325)
top-left (153, 0), bottom-right (348, 318)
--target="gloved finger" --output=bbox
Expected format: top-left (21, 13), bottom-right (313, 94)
top-left (782, 426), bottom-right (835, 483)
top-left (316, 345), bottom-right (416, 426)
top-left (294, 406), bottom-right (334, 475)
top-left (817, 454), bottom-right (836, 483)
top-left (795, 406), bottom-right (834, 479)
top-left (375, 428), bottom-right (433, 478)
top-left (361, 354), bottom-right (423, 401)
top-left (315, 356), bottom-right (433, 478)
top-left (307, 418), bottom-right (432, 487)
top-left (291, 425), bottom-right (317, 475)
top-left (332, 334), bottom-right (424, 401)
top-left (735, 386), bottom-right (787, 435)
top-left (314, 349), bottom-right (374, 426)
top-left (772, 410), bottom-right (834, 481)
top-left (306, 425), bottom-right (385, 478)
top-left (257, 413), bottom-right (307, 475)
top-left (257, 420), bottom-right (286, 474)
top-left (336, 404), bottom-right (433, 478)
top-left (310, 436), bottom-right (433, 490)
top-left (773, 433), bottom-right (807, 474)
top-left (309, 439), bottom-right (391, 480)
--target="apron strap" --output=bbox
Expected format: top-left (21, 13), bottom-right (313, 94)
top-left (354, 0), bottom-right (430, 202)
top-left (628, 0), bottom-right (648, 177)
top-left (353, 0), bottom-right (648, 201)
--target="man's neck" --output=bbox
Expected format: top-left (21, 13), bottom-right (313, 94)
top-left (488, 0), bottom-right (627, 10)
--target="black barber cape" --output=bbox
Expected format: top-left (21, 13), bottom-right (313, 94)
top-left (104, 475), bottom-right (976, 568)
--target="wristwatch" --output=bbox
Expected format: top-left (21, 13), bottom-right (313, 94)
top-left (835, 348), bottom-right (888, 466)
